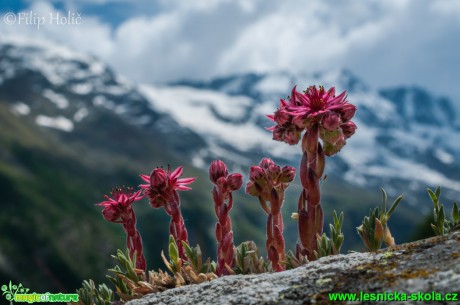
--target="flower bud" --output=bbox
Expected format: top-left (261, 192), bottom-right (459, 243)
top-left (320, 128), bottom-right (343, 145)
top-left (226, 173), bottom-right (243, 191)
top-left (272, 126), bottom-right (284, 141)
top-left (259, 158), bottom-right (275, 170)
top-left (322, 111), bottom-right (341, 131)
top-left (285, 129), bottom-right (301, 145)
top-left (245, 181), bottom-right (259, 197)
top-left (209, 160), bottom-right (228, 184)
top-left (102, 206), bottom-right (121, 222)
top-left (150, 168), bottom-right (168, 190)
top-left (323, 139), bottom-right (345, 156)
top-left (274, 109), bottom-right (291, 126)
top-left (249, 165), bottom-right (266, 184)
top-left (280, 166), bottom-right (296, 183)
top-left (341, 121), bottom-right (357, 138)
top-left (337, 103), bottom-right (356, 121)
top-left (267, 164), bottom-right (281, 181)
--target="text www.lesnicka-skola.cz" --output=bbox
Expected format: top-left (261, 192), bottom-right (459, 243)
top-left (328, 291), bottom-right (459, 302)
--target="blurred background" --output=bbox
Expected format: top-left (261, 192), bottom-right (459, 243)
top-left (1, 0), bottom-right (459, 293)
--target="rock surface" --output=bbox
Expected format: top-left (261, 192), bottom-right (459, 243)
top-left (127, 232), bottom-right (460, 305)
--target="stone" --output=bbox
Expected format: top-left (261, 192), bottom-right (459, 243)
top-left (127, 231), bottom-right (460, 305)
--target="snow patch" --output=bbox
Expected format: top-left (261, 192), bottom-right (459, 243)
top-left (93, 95), bottom-right (115, 110)
top-left (434, 149), bottom-right (455, 164)
top-left (255, 73), bottom-right (292, 94)
top-left (90, 61), bottom-right (106, 75)
top-left (73, 107), bottom-right (89, 122)
top-left (0, 34), bottom-right (108, 88)
top-left (71, 83), bottom-right (93, 95)
top-left (135, 115), bottom-right (152, 125)
top-left (36, 115), bottom-right (74, 132)
top-left (11, 102), bottom-right (31, 115)
top-left (102, 85), bottom-right (130, 96)
top-left (140, 84), bottom-right (290, 154)
top-left (43, 89), bottom-right (69, 109)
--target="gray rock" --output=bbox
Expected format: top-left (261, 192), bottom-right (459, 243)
top-left (127, 232), bottom-right (460, 305)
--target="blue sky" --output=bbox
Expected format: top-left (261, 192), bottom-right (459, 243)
top-left (1, 0), bottom-right (460, 103)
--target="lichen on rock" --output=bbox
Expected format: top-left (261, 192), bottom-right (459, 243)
top-left (126, 231), bottom-right (460, 305)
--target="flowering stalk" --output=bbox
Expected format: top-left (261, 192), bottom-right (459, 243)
top-left (140, 166), bottom-right (196, 260)
top-left (268, 85), bottom-right (357, 260)
top-left (97, 187), bottom-right (146, 270)
top-left (209, 160), bottom-right (243, 276)
top-left (246, 158), bottom-right (295, 271)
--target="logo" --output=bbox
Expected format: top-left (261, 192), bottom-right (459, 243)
top-left (1, 281), bottom-right (79, 304)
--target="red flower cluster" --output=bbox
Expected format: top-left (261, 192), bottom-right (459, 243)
top-left (246, 158), bottom-right (295, 271)
top-left (97, 187), bottom-right (146, 270)
top-left (140, 166), bottom-right (196, 260)
top-left (209, 160), bottom-right (243, 276)
top-left (268, 85), bottom-right (357, 260)
top-left (268, 86), bottom-right (356, 156)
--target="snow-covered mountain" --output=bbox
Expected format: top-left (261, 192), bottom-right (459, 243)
top-left (1, 37), bottom-right (459, 206)
top-left (0, 36), bottom-right (205, 156)
top-left (140, 71), bottom-right (460, 203)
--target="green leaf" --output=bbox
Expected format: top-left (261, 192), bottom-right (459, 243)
top-left (387, 194), bottom-right (403, 219)
top-left (431, 223), bottom-right (439, 235)
top-left (435, 186), bottom-right (441, 198)
top-left (427, 189), bottom-right (438, 209)
top-left (338, 211), bottom-right (344, 227)
top-left (182, 241), bottom-right (193, 260)
top-left (169, 236), bottom-right (179, 262)
top-left (380, 188), bottom-right (387, 216)
top-left (453, 202), bottom-right (459, 223)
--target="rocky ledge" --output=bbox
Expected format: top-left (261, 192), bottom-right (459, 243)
top-left (127, 232), bottom-right (460, 305)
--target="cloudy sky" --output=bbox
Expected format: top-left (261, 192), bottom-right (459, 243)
top-left (1, 0), bottom-right (460, 101)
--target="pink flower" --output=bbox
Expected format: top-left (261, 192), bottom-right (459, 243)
top-left (267, 85), bottom-right (357, 155)
top-left (97, 187), bottom-right (146, 270)
top-left (140, 166), bottom-right (196, 208)
top-left (140, 165), bottom-right (196, 261)
top-left (97, 187), bottom-right (143, 223)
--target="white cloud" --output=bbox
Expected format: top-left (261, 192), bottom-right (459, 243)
top-left (1, 1), bottom-right (114, 56)
top-left (431, 0), bottom-right (460, 17)
top-left (2, 0), bottom-right (460, 103)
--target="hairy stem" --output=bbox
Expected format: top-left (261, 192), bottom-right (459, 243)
top-left (165, 191), bottom-right (189, 260)
top-left (122, 210), bottom-right (146, 270)
top-left (297, 125), bottom-right (324, 260)
top-left (213, 186), bottom-right (235, 276)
